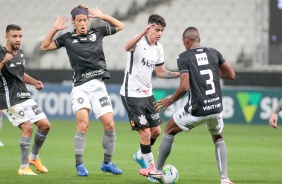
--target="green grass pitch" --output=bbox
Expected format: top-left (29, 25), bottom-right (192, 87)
top-left (0, 120), bottom-right (281, 184)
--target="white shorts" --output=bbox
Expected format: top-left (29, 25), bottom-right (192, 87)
top-left (2, 99), bottom-right (46, 127)
top-left (173, 107), bottom-right (224, 135)
top-left (71, 79), bottom-right (113, 119)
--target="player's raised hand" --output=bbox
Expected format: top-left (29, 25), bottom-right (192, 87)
top-left (89, 7), bottom-right (103, 18)
top-left (269, 113), bottom-right (278, 128)
top-left (54, 15), bottom-right (68, 31)
top-left (35, 80), bottom-right (44, 90)
top-left (143, 23), bottom-right (157, 35)
top-left (154, 98), bottom-right (173, 113)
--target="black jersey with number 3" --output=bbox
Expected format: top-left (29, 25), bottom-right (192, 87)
top-left (177, 47), bottom-right (225, 117)
top-left (0, 47), bottom-right (31, 109)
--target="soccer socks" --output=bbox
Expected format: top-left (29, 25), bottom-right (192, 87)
top-left (215, 138), bottom-right (229, 180)
top-left (74, 132), bottom-right (86, 165)
top-left (155, 133), bottom-right (174, 170)
top-left (20, 137), bottom-right (31, 168)
top-left (102, 130), bottom-right (116, 163)
top-left (30, 129), bottom-right (48, 160)
top-left (140, 144), bottom-right (154, 167)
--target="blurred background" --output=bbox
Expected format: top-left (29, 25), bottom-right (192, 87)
top-left (0, 0), bottom-right (281, 123)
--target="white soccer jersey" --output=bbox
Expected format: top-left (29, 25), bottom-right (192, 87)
top-left (120, 35), bottom-right (164, 97)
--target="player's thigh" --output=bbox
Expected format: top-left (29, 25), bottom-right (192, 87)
top-left (71, 87), bottom-right (91, 114)
top-left (23, 99), bottom-right (47, 124)
top-left (173, 107), bottom-right (205, 131)
top-left (2, 103), bottom-right (30, 126)
top-left (89, 83), bottom-right (113, 119)
top-left (206, 113), bottom-right (224, 135)
top-left (145, 96), bottom-right (162, 128)
top-left (120, 96), bottom-right (148, 130)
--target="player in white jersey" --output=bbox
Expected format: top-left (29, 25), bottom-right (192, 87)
top-left (120, 14), bottom-right (179, 183)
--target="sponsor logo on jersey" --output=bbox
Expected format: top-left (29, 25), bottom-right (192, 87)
top-left (237, 92), bottom-right (262, 123)
top-left (202, 103), bottom-right (221, 111)
top-left (82, 69), bottom-right (105, 78)
top-left (17, 92), bottom-right (31, 98)
top-left (136, 88), bottom-right (150, 94)
top-left (10, 63), bottom-right (15, 67)
top-left (99, 97), bottom-right (111, 107)
top-left (141, 58), bottom-right (154, 68)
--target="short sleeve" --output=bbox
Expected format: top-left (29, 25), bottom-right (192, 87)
top-left (97, 25), bottom-right (117, 37)
top-left (177, 54), bottom-right (189, 73)
top-left (156, 44), bottom-right (164, 66)
top-left (215, 49), bottom-right (225, 65)
top-left (54, 33), bottom-right (68, 48)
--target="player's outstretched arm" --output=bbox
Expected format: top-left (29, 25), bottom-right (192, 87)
top-left (269, 99), bottom-right (282, 128)
top-left (219, 62), bottom-right (235, 80)
top-left (89, 7), bottom-right (124, 32)
top-left (154, 73), bottom-right (189, 113)
top-left (41, 15), bottom-right (68, 51)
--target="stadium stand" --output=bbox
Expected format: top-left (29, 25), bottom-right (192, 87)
top-left (0, 0), bottom-right (269, 70)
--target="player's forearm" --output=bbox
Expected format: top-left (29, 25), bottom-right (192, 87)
top-left (40, 28), bottom-right (58, 50)
top-left (169, 86), bottom-right (187, 103)
top-left (100, 14), bottom-right (124, 31)
top-left (23, 73), bottom-right (38, 86)
top-left (273, 99), bottom-right (282, 114)
top-left (159, 70), bottom-right (180, 79)
top-left (124, 33), bottom-right (144, 51)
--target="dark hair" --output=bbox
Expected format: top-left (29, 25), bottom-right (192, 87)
top-left (71, 4), bottom-right (89, 19)
top-left (148, 14), bottom-right (166, 27)
top-left (183, 27), bottom-right (200, 42)
top-left (6, 24), bottom-right (21, 34)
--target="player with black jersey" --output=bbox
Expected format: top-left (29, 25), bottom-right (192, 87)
top-left (0, 24), bottom-right (51, 175)
top-left (139, 27), bottom-right (235, 184)
top-left (40, 4), bottom-right (124, 176)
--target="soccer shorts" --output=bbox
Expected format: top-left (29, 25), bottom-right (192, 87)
top-left (2, 99), bottom-right (46, 127)
top-left (71, 79), bottom-right (113, 119)
top-left (173, 107), bottom-right (224, 135)
top-left (121, 95), bottom-right (163, 130)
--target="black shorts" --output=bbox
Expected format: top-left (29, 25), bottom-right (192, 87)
top-left (121, 95), bottom-right (163, 131)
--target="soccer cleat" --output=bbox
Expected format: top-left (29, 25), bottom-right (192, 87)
top-left (29, 157), bottom-right (48, 173)
top-left (147, 176), bottom-right (160, 183)
top-left (133, 153), bottom-right (147, 168)
top-left (100, 162), bottom-right (123, 175)
top-left (76, 164), bottom-right (89, 176)
top-left (221, 178), bottom-right (234, 184)
top-left (18, 166), bottom-right (37, 175)
top-left (139, 164), bottom-right (162, 180)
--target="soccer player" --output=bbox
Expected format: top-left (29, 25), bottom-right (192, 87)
top-left (0, 24), bottom-right (51, 175)
top-left (120, 14), bottom-right (179, 182)
top-left (40, 4), bottom-right (124, 176)
top-left (0, 110), bottom-right (4, 146)
top-left (269, 99), bottom-right (282, 128)
top-left (139, 27), bottom-right (235, 184)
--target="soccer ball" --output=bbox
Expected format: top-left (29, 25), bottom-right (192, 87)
top-left (162, 164), bottom-right (179, 184)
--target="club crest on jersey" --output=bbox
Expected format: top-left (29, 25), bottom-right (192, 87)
top-left (88, 33), bottom-right (96, 42)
